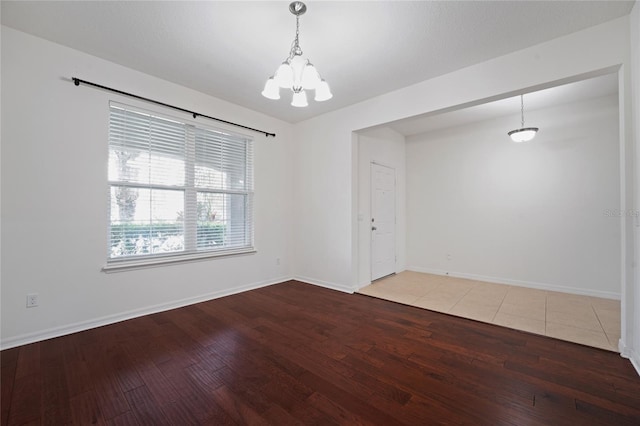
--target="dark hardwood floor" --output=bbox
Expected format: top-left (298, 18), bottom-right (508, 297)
top-left (2, 280), bottom-right (640, 425)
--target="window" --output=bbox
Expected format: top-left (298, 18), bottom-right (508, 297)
top-left (107, 103), bottom-right (253, 268)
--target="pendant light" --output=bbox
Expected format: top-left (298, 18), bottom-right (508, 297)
top-left (262, 2), bottom-right (332, 107)
top-left (508, 94), bottom-right (539, 142)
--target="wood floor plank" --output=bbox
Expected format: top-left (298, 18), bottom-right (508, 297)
top-left (2, 280), bottom-right (639, 425)
top-left (105, 410), bottom-right (140, 426)
top-left (210, 385), bottom-right (270, 426)
top-left (68, 390), bottom-right (105, 425)
top-left (77, 337), bottom-right (133, 421)
top-left (155, 361), bottom-right (220, 424)
top-left (7, 343), bottom-right (41, 425)
top-left (41, 339), bottom-right (72, 425)
top-left (62, 336), bottom-right (95, 398)
top-left (123, 385), bottom-right (171, 426)
top-left (0, 349), bottom-right (18, 426)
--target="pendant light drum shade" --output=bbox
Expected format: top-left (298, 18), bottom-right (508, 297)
top-left (508, 94), bottom-right (538, 142)
top-left (508, 127), bottom-right (538, 143)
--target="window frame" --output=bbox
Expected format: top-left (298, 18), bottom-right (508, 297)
top-left (103, 101), bottom-right (255, 272)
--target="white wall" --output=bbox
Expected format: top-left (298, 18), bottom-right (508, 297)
top-left (0, 27), bottom-right (294, 348)
top-left (292, 16), bottom-right (636, 371)
top-left (406, 95), bottom-right (620, 298)
top-left (356, 128), bottom-right (406, 287)
top-left (293, 16), bottom-right (631, 290)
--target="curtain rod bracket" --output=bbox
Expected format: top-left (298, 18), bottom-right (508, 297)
top-left (71, 77), bottom-right (276, 138)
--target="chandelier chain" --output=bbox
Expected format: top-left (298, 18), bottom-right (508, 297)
top-left (289, 15), bottom-right (303, 59)
top-left (520, 95), bottom-right (525, 128)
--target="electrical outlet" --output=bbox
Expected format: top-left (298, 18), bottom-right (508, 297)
top-left (26, 293), bottom-right (39, 308)
top-left (276, 257), bottom-right (281, 265)
top-left (446, 254), bottom-right (452, 261)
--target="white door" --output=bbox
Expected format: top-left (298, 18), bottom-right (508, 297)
top-left (371, 163), bottom-right (396, 281)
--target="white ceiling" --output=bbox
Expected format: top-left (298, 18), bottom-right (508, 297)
top-left (385, 72), bottom-right (619, 137)
top-left (1, 1), bottom-right (635, 124)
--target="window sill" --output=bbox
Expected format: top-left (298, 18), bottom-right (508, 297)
top-left (102, 248), bottom-right (256, 273)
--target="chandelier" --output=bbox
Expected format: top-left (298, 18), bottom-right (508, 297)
top-left (508, 94), bottom-right (539, 142)
top-left (261, 1), bottom-right (332, 107)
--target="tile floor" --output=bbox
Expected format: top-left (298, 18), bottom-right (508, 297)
top-left (358, 271), bottom-right (621, 352)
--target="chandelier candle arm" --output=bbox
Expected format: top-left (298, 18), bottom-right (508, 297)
top-left (262, 1), bottom-right (332, 107)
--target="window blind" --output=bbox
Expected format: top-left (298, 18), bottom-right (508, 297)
top-left (107, 103), bottom-right (254, 262)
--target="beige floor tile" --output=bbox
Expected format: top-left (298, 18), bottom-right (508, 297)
top-left (363, 287), bottom-right (421, 305)
top-left (436, 279), bottom-right (477, 294)
top-left (472, 281), bottom-right (511, 294)
top-left (412, 292), bottom-right (461, 313)
top-left (357, 284), bottom-right (380, 296)
top-left (405, 281), bottom-right (442, 296)
top-left (399, 271), bottom-right (448, 284)
top-left (378, 280), bottom-right (437, 297)
top-left (360, 272), bottom-right (620, 353)
top-left (588, 296), bottom-right (620, 311)
top-left (546, 298), bottom-right (594, 317)
top-left (359, 283), bottom-right (409, 298)
top-left (497, 302), bottom-right (545, 321)
top-left (492, 312), bottom-right (546, 335)
top-left (362, 281), bottom-right (391, 291)
top-left (396, 270), bottom-right (424, 279)
top-left (546, 292), bottom-right (592, 311)
top-left (546, 309), bottom-right (603, 332)
top-left (427, 285), bottom-right (472, 300)
top-left (459, 289), bottom-right (506, 307)
top-left (546, 290), bottom-right (592, 301)
top-left (503, 287), bottom-right (546, 305)
top-left (594, 307), bottom-right (621, 335)
top-left (605, 330), bottom-right (621, 349)
top-left (545, 322), bottom-right (613, 351)
top-left (449, 302), bottom-right (499, 323)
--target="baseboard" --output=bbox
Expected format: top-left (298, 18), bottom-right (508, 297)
top-left (0, 276), bottom-right (291, 351)
top-left (629, 351), bottom-right (640, 377)
top-left (406, 266), bottom-right (621, 300)
top-left (293, 275), bottom-right (356, 294)
top-left (619, 340), bottom-right (640, 377)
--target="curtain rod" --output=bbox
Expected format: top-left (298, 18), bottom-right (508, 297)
top-left (71, 77), bottom-right (276, 138)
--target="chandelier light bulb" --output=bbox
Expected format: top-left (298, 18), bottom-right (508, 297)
top-left (261, 77), bottom-right (280, 100)
top-left (314, 79), bottom-right (333, 102)
top-left (262, 2), bottom-right (332, 107)
top-left (301, 62), bottom-right (320, 90)
top-left (291, 90), bottom-right (308, 107)
top-left (275, 62), bottom-right (294, 88)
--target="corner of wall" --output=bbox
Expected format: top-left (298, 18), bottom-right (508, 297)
top-left (620, 339), bottom-right (640, 376)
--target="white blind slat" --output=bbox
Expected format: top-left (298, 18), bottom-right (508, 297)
top-left (108, 103), bottom-right (254, 260)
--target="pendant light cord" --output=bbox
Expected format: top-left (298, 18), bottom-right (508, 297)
top-left (520, 94), bottom-right (525, 128)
